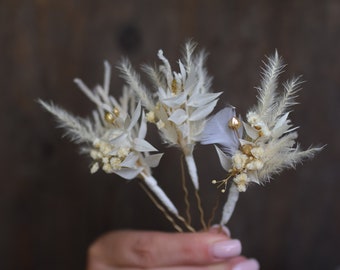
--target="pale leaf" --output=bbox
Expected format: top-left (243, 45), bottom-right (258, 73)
top-left (114, 167), bottom-right (143, 180)
top-left (168, 109), bottom-right (187, 125)
top-left (189, 99), bottom-right (218, 121)
top-left (242, 122), bottom-right (258, 140)
top-left (120, 153), bottom-right (139, 168)
top-left (133, 138), bottom-right (158, 152)
top-left (128, 101), bottom-right (141, 131)
top-left (215, 145), bottom-right (232, 171)
top-left (200, 107), bottom-right (240, 155)
top-left (138, 112), bottom-right (147, 139)
top-left (144, 153), bottom-right (164, 168)
top-left (161, 93), bottom-right (187, 107)
top-left (187, 92), bottom-right (222, 107)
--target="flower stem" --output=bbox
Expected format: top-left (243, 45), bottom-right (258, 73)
top-left (142, 173), bottom-right (179, 216)
top-left (138, 181), bottom-right (183, 232)
top-left (184, 153), bottom-right (207, 230)
top-left (180, 155), bottom-right (191, 225)
top-left (141, 173), bottom-right (195, 232)
top-left (185, 154), bottom-right (199, 190)
top-left (220, 183), bottom-right (239, 225)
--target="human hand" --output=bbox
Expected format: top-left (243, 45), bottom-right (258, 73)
top-left (87, 228), bottom-right (259, 270)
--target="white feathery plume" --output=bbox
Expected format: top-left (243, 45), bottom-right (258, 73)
top-left (39, 101), bottom-right (96, 143)
top-left (40, 61), bottom-right (178, 216)
top-left (118, 41), bottom-right (221, 190)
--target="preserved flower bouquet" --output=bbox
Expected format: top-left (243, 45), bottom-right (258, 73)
top-left (40, 42), bottom-right (322, 231)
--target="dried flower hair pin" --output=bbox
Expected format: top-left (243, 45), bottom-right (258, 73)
top-left (201, 51), bottom-right (323, 225)
top-left (40, 43), bottom-right (322, 232)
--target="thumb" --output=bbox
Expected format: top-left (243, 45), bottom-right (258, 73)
top-left (88, 230), bottom-right (242, 268)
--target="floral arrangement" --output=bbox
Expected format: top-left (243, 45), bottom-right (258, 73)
top-left (39, 42), bottom-right (322, 231)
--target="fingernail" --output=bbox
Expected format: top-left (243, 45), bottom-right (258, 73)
top-left (232, 258), bottom-right (260, 270)
top-left (210, 224), bottom-right (231, 237)
top-left (211, 239), bottom-right (242, 259)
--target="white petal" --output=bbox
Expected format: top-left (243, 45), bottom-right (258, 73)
top-left (189, 99), bottom-right (218, 121)
top-left (239, 139), bottom-right (255, 146)
top-left (157, 87), bottom-right (167, 100)
top-left (110, 133), bottom-right (128, 146)
top-left (274, 112), bottom-right (289, 129)
top-left (138, 111), bottom-right (147, 139)
top-left (272, 112), bottom-right (291, 137)
top-left (120, 153), bottom-right (139, 167)
top-left (200, 106), bottom-right (240, 155)
top-left (243, 121), bottom-right (258, 140)
top-left (187, 92), bottom-right (222, 107)
top-left (128, 101), bottom-right (141, 131)
top-left (168, 109), bottom-right (188, 125)
top-left (248, 172), bottom-right (260, 184)
top-left (144, 153), bottom-right (164, 168)
top-left (114, 167), bottom-right (143, 180)
top-left (215, 145), bottom-right (232, 171)
top-left (134, 138), bottom-right (158, 152)
top-left (178, 60), bottom-right (186, 81)
top-left (161, 93), bottom-right (187, 107)
top-left (162, 125), bottom-right (178, 144)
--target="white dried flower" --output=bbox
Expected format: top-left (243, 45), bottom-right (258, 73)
top-left (39, 61), bottom-right (178, 216)
top-left (201, 52), bottom-right (322, 225)
top-left (119, 42), bottom-right (221, 189)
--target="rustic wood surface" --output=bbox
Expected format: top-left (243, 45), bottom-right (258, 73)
top-left (1, 0), bottom-right (339, 269)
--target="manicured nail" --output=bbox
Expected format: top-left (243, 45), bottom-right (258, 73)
top-left (211, 239), bottom-right (242, 259)
top-left (210, 224), bottom-right (231, 237)
top-left (232, 258), bottom-right (260, 270)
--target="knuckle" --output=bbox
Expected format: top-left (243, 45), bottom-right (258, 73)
top-left (131, 234), bottom-right (157, 267)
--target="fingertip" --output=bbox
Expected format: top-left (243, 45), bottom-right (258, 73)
top-left (209, 224), bottom-right (231, 237)
top-left (232, 258), bottom-right (260, 270)
top-left (210, 239), bottom-right (242, 259)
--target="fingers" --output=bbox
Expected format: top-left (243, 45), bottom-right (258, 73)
top-left (88, 230), bottom-right (242, 268)
top-left (88, 257), bottom-right (259, 270)
top-left (146, 256), bottom-right (258, 270)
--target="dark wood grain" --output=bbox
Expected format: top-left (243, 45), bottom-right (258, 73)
top-left (1, 0), bottom-right (339, 269)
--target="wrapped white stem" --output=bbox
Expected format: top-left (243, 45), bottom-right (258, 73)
top-left (142, 173), bottom-right (179, 215)
top-left (185, 154), bottom-right (199, 190)
top-left (220, 183), bottom-right (239, 225)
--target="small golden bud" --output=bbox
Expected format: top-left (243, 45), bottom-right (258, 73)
top-left (104, 108), bottom-right (120, 124)
top-left (212, 179), bottom-right (217, 184)
top-left (104, 111), bottom-right (115, 123)
top-left (113, 107), bottom-right (120, 117)
top-left (241, 144), bottom-right (253, 155)
top-left (221, 189), bottom-right (226, 193)
top-left (228, 116), bottom-right (241, 130)
top-left (171, 79), bottom-right (177, 94)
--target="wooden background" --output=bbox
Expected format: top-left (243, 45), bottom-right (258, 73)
top-left (1, 0), bottom-right (339, 269)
